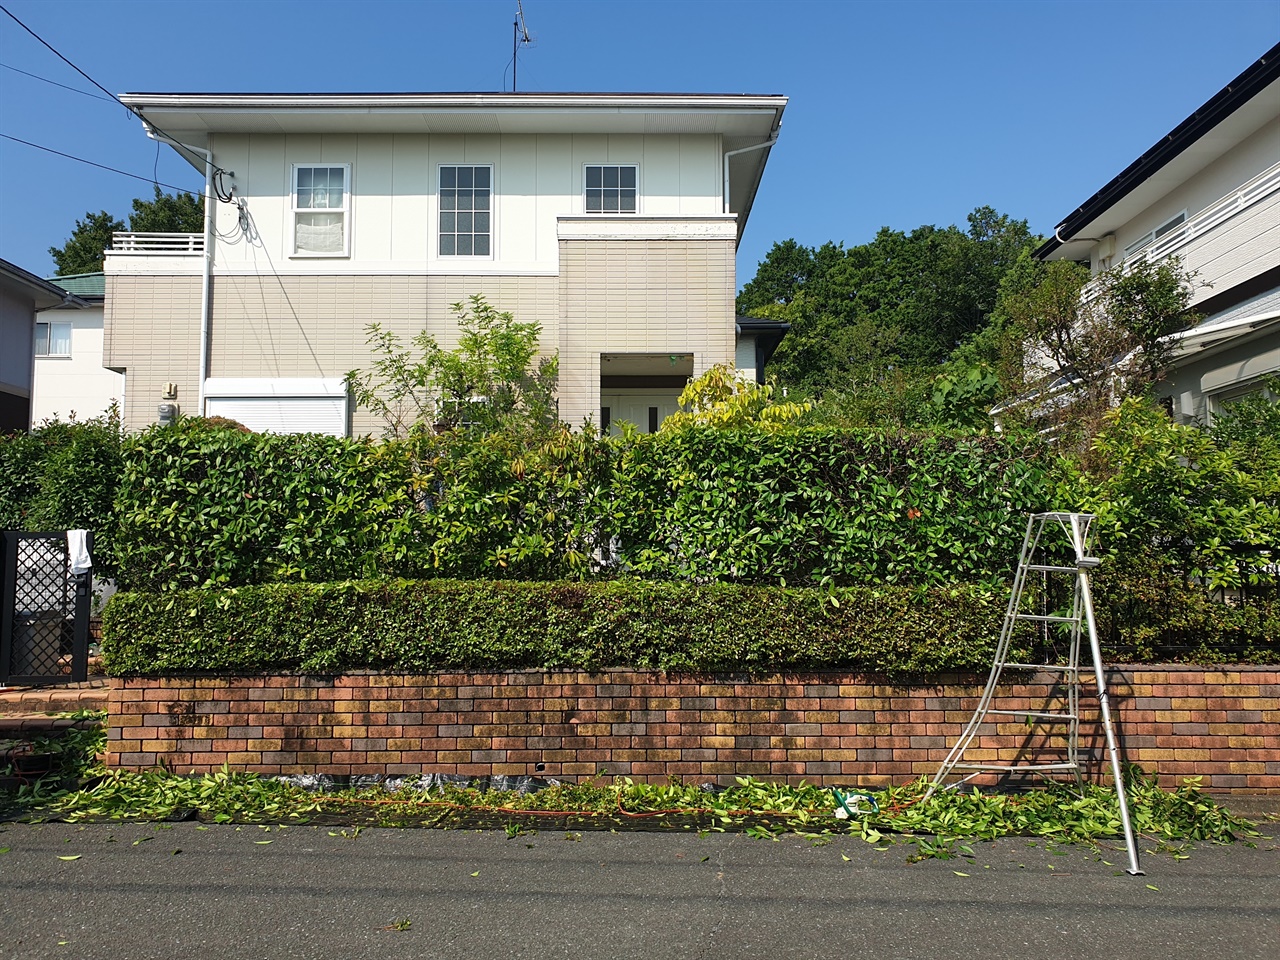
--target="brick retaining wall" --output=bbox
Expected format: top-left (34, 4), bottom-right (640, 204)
top-left (106, 667), bottom-right (1280, 794)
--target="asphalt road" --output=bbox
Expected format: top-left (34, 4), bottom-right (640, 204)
top-left (0, 822), bottom-right (1276, 960)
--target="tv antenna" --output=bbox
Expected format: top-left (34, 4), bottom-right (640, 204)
top-left (512, 1), bottom-right (532, 92)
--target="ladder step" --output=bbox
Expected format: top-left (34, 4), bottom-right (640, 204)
top-left (1003, 663), bottom-right (1081, 674)
top-left (1016, 614), bottom-right (1078, 623)
top-left (986, 709), bottom-right (1078, 720)
top-left (1024, 564), bottom-right (1081, 573)
top-left (951, 762), bottom-right (1079, 772)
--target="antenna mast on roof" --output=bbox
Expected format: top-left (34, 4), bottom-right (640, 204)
top-left (512, 1), bottom-right (532, 92)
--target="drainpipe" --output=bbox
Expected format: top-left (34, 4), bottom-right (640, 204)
top-left (142, 123), bottom-right (214, 417)
top-left (722, 136), bottom-right (777, 215)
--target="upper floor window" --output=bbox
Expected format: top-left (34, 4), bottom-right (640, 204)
top-left (439, 165), bottom-right (491, 257)
top-left (1124, 210), bottom-right (1186, 257)
top-left (292, 164), bottom-right (350, 256)
top-left (35, 320), bottom-right (72, 357)
top-left (585, 165), bottom-right (637, 214)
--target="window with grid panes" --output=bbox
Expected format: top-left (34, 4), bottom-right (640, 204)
top-left (439, 165), bottom-right (492, 256)
top-left (585, 165), bottom-right (637, 214)
top-left (292, 165), bottom-right (349, 256)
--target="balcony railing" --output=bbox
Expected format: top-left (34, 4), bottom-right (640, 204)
top-left (1122, 160), bottom-right (1280, 270)
top-left (110, 232), bottom-right (204, 255)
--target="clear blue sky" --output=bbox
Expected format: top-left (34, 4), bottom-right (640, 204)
top-left (1, 0), bottom-right (1276, 284)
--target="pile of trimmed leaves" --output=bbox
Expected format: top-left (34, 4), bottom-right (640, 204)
top-left (2, 718), bottom-right (1260, 859)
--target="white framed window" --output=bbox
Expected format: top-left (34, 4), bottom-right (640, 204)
top-left (438, 165), bottom-right (492, 257)
top-left (35, 320), bottom-right (72, 357)
top-left (584, 164), bottom-right (637, 214)
top-left (1123, 210), bottom-right (1187, 257)
top-left (292, 164), bottom-right (350, 256)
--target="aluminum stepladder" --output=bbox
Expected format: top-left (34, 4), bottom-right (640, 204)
top-left (926, 512), bottom-right (1143, 876)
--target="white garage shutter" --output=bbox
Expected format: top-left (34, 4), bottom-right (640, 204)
top-left (203, 378), bottom-right (348, 437)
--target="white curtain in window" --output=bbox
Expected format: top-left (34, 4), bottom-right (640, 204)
top-left (296, 213), bottom-right (344, 254)
top-left (48, 322), bottom-right (72, 355)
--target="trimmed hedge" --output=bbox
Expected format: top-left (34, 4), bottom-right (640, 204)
top-left (102, 579), bottom-right (1014, 678)
top-left (100, 577), bottom-right (1280, 679)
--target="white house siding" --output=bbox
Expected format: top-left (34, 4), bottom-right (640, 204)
top-left (1099, 119), bottom-right (1280, 284)
top-left (209, 132), bottom-right (724, 273)
top-left (31, 305), bottom-right (125, 423)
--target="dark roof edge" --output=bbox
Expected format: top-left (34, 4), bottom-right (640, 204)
top-left (1035, 41), bottom-right (1280, 260)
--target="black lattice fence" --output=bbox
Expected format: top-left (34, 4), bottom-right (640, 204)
top-left (0, 531), bottom-right (91, 685)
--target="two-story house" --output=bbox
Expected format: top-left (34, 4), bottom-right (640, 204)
top-left (1035, 43), bottom-right (1279, 423)
top-left (103, 92), bottom-right (787, 436)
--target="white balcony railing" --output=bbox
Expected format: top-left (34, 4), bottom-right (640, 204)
top-left (110, 232), bottom-right (204, 255)
top-left (1122, 161), bottom-right (1280, 270)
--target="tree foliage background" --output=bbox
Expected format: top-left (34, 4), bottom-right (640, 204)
top-left (49, 186), bottom-right (204, 275)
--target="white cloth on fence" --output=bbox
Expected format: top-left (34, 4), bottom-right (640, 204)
top-left (67, 529), bottom-right (92, 575)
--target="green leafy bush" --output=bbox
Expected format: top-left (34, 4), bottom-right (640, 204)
top-left (113, 420), bottom-right (426, 592)
top-left (102, 578), bottom-right (1012, 677)
top-left (0, 411), bottom-right (123, 578)
top-left (1069, 399), bottom-right (1279, 590)
top-left (608, 428), bottom-right (1053, 587)
top-left (112, 424), bottom-right (1058, 591)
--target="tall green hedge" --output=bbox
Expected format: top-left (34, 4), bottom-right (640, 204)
top-left (101, 579), bottom-right (1012, 677)
top-left (111, 422), bottom-right (1055, 592)
top-left (0, 413), bottom-right (123, 579)
top-left (608, 429), bottom-right (1051, 586)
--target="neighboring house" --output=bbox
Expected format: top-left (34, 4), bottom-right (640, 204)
top-left (1036, 42), bottom-right (1280, 424)
top-left (103, 92), bottom-right (788, 436)
top-left (0, 259), bottom-right (84, 433)
top-left (31, 272), bottom-right (125, 425)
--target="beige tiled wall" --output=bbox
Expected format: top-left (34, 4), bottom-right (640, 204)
top-left (104, 275), bottom-right (202, 430)
top-left (557, 237), bottom-right (737, 427)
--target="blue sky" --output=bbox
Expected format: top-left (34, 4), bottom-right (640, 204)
top-left (0, 0), bottom-right (1276, 285)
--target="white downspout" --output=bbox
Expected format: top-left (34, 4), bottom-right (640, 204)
top-left (722, 136), bottom-right (777, 215)
top-left (142, 123), bottom-right (214, 417)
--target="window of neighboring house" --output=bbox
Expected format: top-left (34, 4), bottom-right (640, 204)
top-left (1123, 210), bottom-right (1187, 257)
top-left (292, 164), bottom-right (350, 256)
top-left (585, 164), bottom-right (637, 214)
top-left (439, 165), bottom-right (492, 257)
top-left (34, 320), bottom-right (72, 357)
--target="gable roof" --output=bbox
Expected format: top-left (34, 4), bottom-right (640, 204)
top-left (1036, 42), bottom-right (1280, 261)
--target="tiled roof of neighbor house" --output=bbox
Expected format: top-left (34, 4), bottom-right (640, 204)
top-left (45, 272), bottom-right (105, 297)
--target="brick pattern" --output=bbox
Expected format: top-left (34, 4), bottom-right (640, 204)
top-left (106, 668), bottom-right (1280, 794)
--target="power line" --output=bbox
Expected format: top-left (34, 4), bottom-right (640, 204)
top-left (1, 133), bottom-right (199, 194)
top-left (0, 61), bottom-right (115, 101)
top-left (0, 4), bottom-right (231, 179)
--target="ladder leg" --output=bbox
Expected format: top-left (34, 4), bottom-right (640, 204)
top-left (1079, 568), bottom-right (1143, 876)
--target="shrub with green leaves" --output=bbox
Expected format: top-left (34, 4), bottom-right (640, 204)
top-left (0, 411), bottom-right (123, 579)
top-left (113, 420), bottom-right (425, 592)
top-left (607, 428), bottom-right (1054, 587)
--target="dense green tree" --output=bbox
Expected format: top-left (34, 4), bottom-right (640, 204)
top-left (48, 210), bottom-right (124, 275)
top-left (48, 187), bottom-right (204, 275)
top-left (737, 207), bottom-right (1036, 402)
top-left (127, 185), bottom-right (204, 234)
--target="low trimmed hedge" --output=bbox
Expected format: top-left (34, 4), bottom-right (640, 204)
top-left (103, 579), bottom-right (1016, 678)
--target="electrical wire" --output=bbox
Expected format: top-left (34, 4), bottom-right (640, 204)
top-left (0, 61), bottom-right (115, 101)
top-left (0, 133), bottom-right (198, 194)
top-left (0, 3), bottom-right (233, 181)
